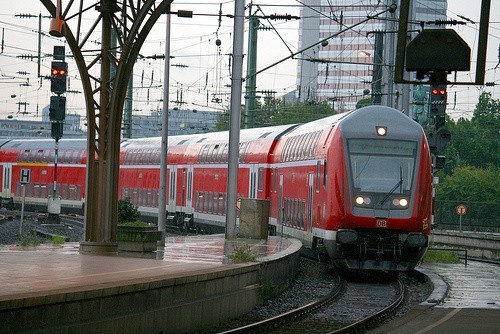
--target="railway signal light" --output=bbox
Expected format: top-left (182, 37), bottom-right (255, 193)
top-left (51, 122), bottom-right (63, 141)
top-left (429, 84), bottom-right (447, 116)
top-left (49, 96), bottom-right (66, 122)
top-left (50, 61), bottom-right (67, 95)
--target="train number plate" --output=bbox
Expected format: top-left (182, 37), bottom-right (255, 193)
top-left (376, 219), bottom-right (388, 228)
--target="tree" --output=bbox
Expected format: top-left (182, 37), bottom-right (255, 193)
top-left (439, 91), bottom-right (499, 173)
top-left (211, 98), bottom-right (336, 130)
top-left (356, 97), bottom-right (372, 109)
top-left (435, 165), bottom-right (499, 227)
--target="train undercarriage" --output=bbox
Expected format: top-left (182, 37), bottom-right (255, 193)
top-left (325, 229), bottom-right (428, 271)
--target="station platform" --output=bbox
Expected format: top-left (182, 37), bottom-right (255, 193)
top-left (369, 262), bottom-right (500, 334)
top-left (0, 235), bottom-right (302, 333)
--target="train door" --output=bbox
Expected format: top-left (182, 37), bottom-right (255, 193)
top-left (177, 167), bottom-right (187, 209)
top-left (1, 163), bottom-right (12, 197)
top-left (186, 165), bottom-right (194, 214)
top-left (307, 173), bottom-right (314, 232)
top-left (278, 174), bottom-right (284, 234)
top-left (249, 164), bottom-right (258, 199)
top-left (168, 166), bottom-right (177, 213)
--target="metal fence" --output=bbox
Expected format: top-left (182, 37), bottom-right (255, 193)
top-left (433, 200), bottom-right (500, 232)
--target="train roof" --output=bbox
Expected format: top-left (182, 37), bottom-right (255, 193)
top-left (339, 106), bottom-right (423, 140)
top-left (0, 138), bottom-right (87, 150)
top-left (121, 123), bottom-right (297, 149)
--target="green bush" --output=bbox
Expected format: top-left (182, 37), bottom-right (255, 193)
top-left (118, 198), bottom-right (140, 223)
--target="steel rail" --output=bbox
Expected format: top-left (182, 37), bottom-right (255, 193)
top-left (219, 275), bottom-right (346, 334)
top-left (327, 278), bottom-right (406, 334)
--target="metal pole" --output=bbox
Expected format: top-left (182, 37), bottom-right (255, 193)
top-left (20, 185), bottom-right (25, 237)
top-left (225, 0), bottom-right (245, 239)
top-left (459, 214), bottom-right (462, 232)
top-left (158, 11), bottom-right (171, 245)
top-left (54, 139), bottom-right (58, 196)
top-left (244, 3), bottom-right (258, 129)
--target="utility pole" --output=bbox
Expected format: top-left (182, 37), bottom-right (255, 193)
top-left (225, 0), bottom-right (245, 239)
top-left (244, 2), bottom-right (258, 129)
top-left (371, 32), bottom-right (384, 105)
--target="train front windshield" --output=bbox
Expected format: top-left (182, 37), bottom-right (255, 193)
top-left (347, 139), bottom-right (417, 194)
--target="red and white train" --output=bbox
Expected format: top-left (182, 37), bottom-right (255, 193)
top-left (0, 106), bottom-right (432, 270)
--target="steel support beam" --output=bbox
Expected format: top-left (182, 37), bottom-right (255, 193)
top-left (41, 0), bottom-right (172, 252)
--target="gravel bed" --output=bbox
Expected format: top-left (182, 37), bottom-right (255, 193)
top-left (0, 211), bottom-right (84, 245)
top-left (208, 260), bottom-right (432, 333)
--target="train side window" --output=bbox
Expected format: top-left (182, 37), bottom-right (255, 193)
top-left (20, 149), bottom-right (30, 162)
top-left (258, 167), bottom-right (264, 192)
top-left (323, 159), bottom-right (327, 188)
top-left (41, 184), bottom-right (47, 198)
top-left (69, 185), bottom-right (76, 200)
top-left (204, 191), bottom-right (209, 213)
top-left (35, 150), bottom-right (44, 162)
top-left (66, 151), bottom-right (74, 164)
top-left (147, 189), bottom-right (152, 207)
top-left (222, 143), bottom-right (229, 163)
top-left (304, 133), bottom-right (314, 159)
top-left (316, 161), bottom-right (321, 192)
top-left (292, 136), bottom-right (300, 160)
top-left (297, 134), bottom-right (304, 160)
top-left (78, 150), bottom-right (85, 164)
top-left (71, 151), bottom-right (77, 164)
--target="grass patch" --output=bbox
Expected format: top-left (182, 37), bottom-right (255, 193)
top-left (19, 232), bottom-right (40, 248)
top-left (229, 243), bottom-right (257, 263)
top-left (423, 249), bottom-right (461, 263)
top-left (51, 235), bottom-right (66, 246)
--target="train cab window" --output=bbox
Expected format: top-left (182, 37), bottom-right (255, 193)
top-left (347, 139), bottom-right (417, 193)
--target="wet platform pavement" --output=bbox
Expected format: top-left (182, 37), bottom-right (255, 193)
top-left (370, 261), bottom-right (500, 334)
top-left (0, 234), bottom-right (292, 303)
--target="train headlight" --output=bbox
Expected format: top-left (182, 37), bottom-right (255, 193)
top-left (392, 198), bottom-right (409, 207)
top-left (376, 126), bottom-right (387, 136)
top-left (355, 196), bottom-right (371, 206)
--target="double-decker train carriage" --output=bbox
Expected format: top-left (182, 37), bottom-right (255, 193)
top-left (0, 106), bottom-right (432, 271)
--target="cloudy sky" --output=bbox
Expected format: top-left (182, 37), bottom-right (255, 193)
top-left (0, 0), bottom-right (498, 123)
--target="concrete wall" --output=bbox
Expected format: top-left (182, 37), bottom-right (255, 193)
top-left (0, 239), bottom-right (302, 334)
top-left (430, 231), bottom-right (500, 259)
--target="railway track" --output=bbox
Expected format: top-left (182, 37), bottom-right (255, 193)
top-left (219, 272), bottom-right (405, 334)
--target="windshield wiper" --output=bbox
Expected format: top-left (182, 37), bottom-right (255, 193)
top-left (379, 166), bottom-right (403, 205)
